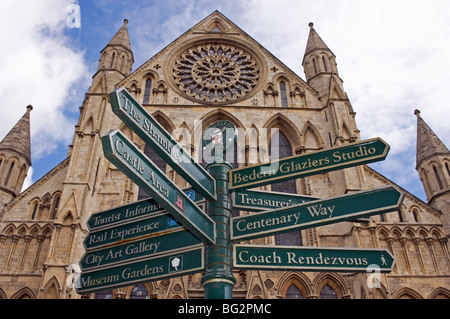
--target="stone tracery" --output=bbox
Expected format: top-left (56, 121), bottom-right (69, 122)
top-left (172, 43), bottom-right (260, 103)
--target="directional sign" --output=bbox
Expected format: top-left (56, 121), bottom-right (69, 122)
top-left (229, 138), bottom-right (390, 191)
top-left (81, 228), bottom-right (201, 271)
top-left (84, 210), bottom-right (193, 252)
top-left (102, 129), bottom-right (215, 245)
top-left (109, 88), bottom-right (216, 201)
top-left (232, 189), bottom-right (319, 212)
top-left (76, 245), bottom-right (204, 295)
top-left (233, 244), bottom-right (395, 273)
top-left (87, 187), bottom-right (203, 231)
top-left (231, 186), bottom-right (404, 242)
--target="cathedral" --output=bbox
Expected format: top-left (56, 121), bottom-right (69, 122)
top-left (0, 11), bottom-right (449, 299)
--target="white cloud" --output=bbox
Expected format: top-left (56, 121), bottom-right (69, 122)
top-left (237, 0), bottom-right (450, 200)
top-left (0, 0), bottom-right (89, 185)
top-left (113, 0), bottom-right (449, 200)
top-left (4, 0), bottom-right (448, 201)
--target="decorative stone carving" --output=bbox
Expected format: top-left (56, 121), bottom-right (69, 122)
top-left (172, 43), bottom-right (260, 103)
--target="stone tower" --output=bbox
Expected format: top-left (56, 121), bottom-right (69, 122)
top-left (33, 19), bottom-right (135, 298)
top-left (302, 23), bottom-right (362, 195)
top-left (415, 109), bottom-right (450, 237)
top-left (0, 105), bottom-right (32, 213)
top-left (0, 11), bottom-right (449, 300)
top-left (303, 22), bottom-right (341, 103)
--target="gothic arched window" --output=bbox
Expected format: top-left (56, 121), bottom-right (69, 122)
top-left (143, 78), bottom-right (152, 104)
top-left (322, 55), bottom-right (328, 72)
top-left (320, 285), bottom-right (337, 299)
top-left (130, 284), bottom-right (149, 299)
top-left (433, 166), bottom-right (444, 190)
top-left (412, 209), bottom-right (419, 223)
top-left (4, 162), bottom-right (14, 186)
top-left (51, 195), bottom-right (61, 220)
top-left (110, 52), bottom-right (116, 69)
top-left (280, 81), bottom-right (288, 108)
top-left (422, 170), bottom-right (432, 197)
top-left (312, 58), bottom-right (318, 74)
top-left (95, 289), bottom-right (113, 299)
top-left (269, 130), bottom-right (302, 246)
top-left (31, 202), bottom-right (39, 220)
top-left (120, 55), bottom-right (125, 72)
top-left (286, 285), bottom-right (303, 299)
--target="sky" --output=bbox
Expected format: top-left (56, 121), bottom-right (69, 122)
top-left (0, 0), bottom-right (449, 202)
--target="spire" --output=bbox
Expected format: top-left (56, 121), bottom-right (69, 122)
top-left (0, 105), bottom-right (32, 165)
top-left (304, 22), bottom-right (334, 59)
top-left (302, 23), bottom-right (341, 101)
top-left (415, 109), bottom-right (449, 168)
top-left (105, 19), bottom-right (132, 53)
top-left (98, 19), bottom-right (134, 75)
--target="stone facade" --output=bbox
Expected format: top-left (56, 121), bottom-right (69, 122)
top-left (0, 11), bottom-right (449, 299)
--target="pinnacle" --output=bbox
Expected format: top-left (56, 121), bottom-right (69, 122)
top-left (104, 19), bottom-right (132, 53)
top-left (416, 111), bottom-right (449, 168)
top-left (0, 105), bottom-right (32, 165)
top-left (304, 22), bottom-right (334, 58)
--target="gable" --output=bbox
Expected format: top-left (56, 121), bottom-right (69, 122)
top-left (2, 158), bottom-right (69, 222)
top-left (119, 11), bottom-right (318, 108)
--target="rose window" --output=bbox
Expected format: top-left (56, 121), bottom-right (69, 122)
top-left (172, 44), bottom-right (260, 103)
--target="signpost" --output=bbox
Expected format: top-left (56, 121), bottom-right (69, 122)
top-left (80, 228), bottom-right (201, 271)
top-left (232, 189), bottom-right (319, 212)
top-left (231, 186), bottom-right (404, 242)
top-left (86, 188), bottom-right (203, 232)
top-left (229, 138), bottom-right (390, 191)
top-left (84, 210), bottom-right (192, 251)
top-left (102, 129), bottom-right (216, 246)
top-left (109, 88), bottom-right (216, 201)
top-left (233, 244), bottom-right (395, 273)
top-left (76, 246), bottom-right (204, 294)
top-left (76, 86), bottom-right (400, 299)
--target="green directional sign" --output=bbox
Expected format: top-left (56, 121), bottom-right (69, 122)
top-left (76, 246), bottom-right (204, 295)
top-left (109, 88), bottom-right (216, 201)
top-left (80, 228), bottom-right (201, 271)
top-left (231, 186), bottom-right (404, 242)
top-left (232, 189), bottom-right (319, 212)
top-left (102, 129), bottom-right (215, 245)
top-left (233, 244), bottom-right (395, 273)
top-left (87, 187), bottom-right (203, 231)
top-left (229, 138), bottom-right (390, 191)
top-left (83, 210), bottom-right (186, 251)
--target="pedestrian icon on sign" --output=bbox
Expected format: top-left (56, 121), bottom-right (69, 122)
top-left (381, 255), bottom-right (387, 266)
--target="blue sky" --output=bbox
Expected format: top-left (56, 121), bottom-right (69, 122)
top-left (1, 0), bottom-right (450, 202)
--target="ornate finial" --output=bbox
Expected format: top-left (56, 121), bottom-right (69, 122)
top-left (414, 109), bottom-right (421, 117)
top-left (27, 105), bottom-right (33, 111)
top-left (124, 19), bottom-right (129, 24)
top-left (309, 22), bottom-right (314, 28)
